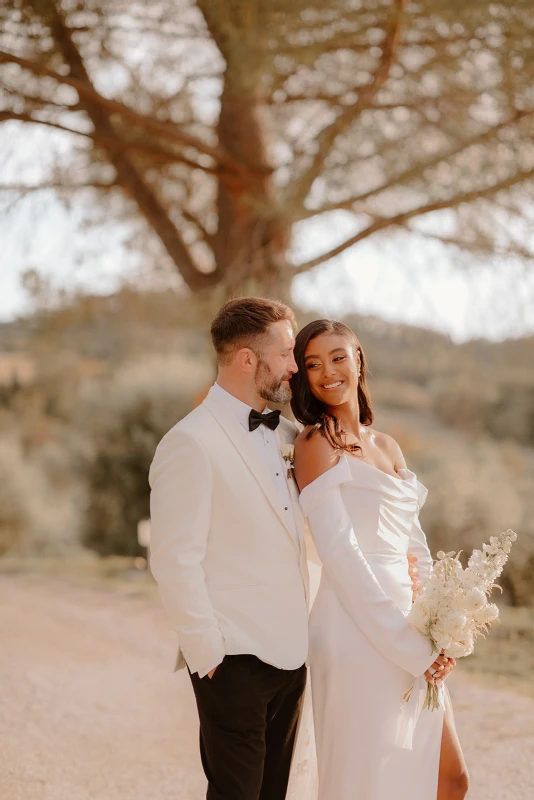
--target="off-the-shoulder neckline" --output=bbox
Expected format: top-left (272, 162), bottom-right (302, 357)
top-left (299, 453), bottom-right (415, 496)
top-left (348, 454), bottom-right (414, 482)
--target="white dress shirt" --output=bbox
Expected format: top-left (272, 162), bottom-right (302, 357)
top-left (212, 383), bottom-right (299, 546)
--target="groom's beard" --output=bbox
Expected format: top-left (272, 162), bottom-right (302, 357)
top-left (255, 359), bottom-right (292, 405)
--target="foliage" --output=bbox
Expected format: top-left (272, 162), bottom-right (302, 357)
top-left (0, 435), bottom-right (83, 556)
top-left (1, 1), bottom-right (534, 298)
top-left (82, 398), bottom-right (174, 557)
top-left (78, 353), bottom-right (211, 555)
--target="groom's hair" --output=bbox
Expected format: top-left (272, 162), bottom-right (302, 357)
top-left (211, 297), bottom-right (296, 364)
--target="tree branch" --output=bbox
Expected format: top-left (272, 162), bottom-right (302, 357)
top-left (0, 49), bottom-right (242, 178)
top-left (294, 168), bottom-right (534, 274)
top-left (295, 107), bottom-right (534, 222)
top-left (0, 181), bottom-right (115, 192)
top-left (267, 92), bottom-right (344, 106)
top-left (285, 0), bottom-right (407, 210)
top-left (406, 227), bottom-right (534, 261)
top-left (181, 209), bottom-right (214, 248)
top-left (0, 82), bottom-right (82, 112)
top-left (0, 111), bottom-right (232, 178)
top-left (32, 4), bottom-right (218, 292)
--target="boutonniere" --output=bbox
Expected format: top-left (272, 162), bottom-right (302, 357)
top-left (280, 444), bottom-right (295, 480)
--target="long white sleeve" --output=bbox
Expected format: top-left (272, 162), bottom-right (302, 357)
top-left (407, 480), bottom-right (433, 585)
top-left (149, 429), bottom-right (225, 676)
top-left (300, 462), bottom-right (435, 678)
top-left (408, 518), bottom-right (433, 585)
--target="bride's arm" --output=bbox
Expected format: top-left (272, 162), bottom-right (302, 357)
top-left (408, 517), bottom-right (433, 586)
top-left (389, 437), bottom-right (433, 586)
top-left (295, 434), bottom-right (435, 679)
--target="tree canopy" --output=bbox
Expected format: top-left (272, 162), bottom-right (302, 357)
top-left (1, 0), bottom-right (534, 299)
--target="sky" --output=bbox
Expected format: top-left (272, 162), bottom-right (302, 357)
top-left (291, 212), bottom-right (534, 342)
top-left (1, 125), bottom-right (533, 343)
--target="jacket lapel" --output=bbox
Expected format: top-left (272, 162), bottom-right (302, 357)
top-left (275, 426), bottom-right (305, 547)
top-left (203, 388), bottom-right (298, 545)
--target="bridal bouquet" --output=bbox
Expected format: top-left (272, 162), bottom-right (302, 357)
top-left (406, 529), bottom-right (518, 711)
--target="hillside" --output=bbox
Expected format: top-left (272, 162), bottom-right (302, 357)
top-left (0, 291), bottom-right (532, 603)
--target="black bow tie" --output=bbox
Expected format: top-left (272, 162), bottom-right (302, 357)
top-left (248, 408), bottom-right (281, 432)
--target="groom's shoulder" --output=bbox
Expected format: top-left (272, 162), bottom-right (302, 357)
top-left (171, 401), bottom-right (210, 432)
top-left (149, 405), bottom-right (212, 485)
top-left (155, 402), bottom-right (211, 450)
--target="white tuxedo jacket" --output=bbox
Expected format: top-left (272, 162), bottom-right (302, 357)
top-left (148, 386), bottom-right (310, 676)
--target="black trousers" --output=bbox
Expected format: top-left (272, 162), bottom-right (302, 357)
top-left (189, 655), bottom-right (307, 800)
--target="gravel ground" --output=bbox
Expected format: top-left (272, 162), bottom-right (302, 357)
top-left (1, 572), bottom-right (533, 800)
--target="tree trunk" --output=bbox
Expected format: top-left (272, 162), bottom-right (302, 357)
top-left (214, 72), bottom-right (291, 299)
top-left (194, 3), bottom-right (292, 303)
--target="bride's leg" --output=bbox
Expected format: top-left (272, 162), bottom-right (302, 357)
top-left (437, 690), bottom-right (469, 800)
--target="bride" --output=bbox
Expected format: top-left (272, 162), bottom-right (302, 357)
top-left (288, 319), bottom-right (469, 800)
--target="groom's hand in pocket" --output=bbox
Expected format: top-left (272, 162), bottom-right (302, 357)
top-left (207, 666), bottom-right (218, 679)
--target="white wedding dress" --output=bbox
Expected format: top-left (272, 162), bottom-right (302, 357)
top-left (288, 454), bottom-right (444, 800)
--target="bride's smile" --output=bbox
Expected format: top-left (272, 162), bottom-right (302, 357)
top-left (303, 334), bottom-right (361, 409)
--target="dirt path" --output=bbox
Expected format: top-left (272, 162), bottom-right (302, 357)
top-left (1, 573), bottom-right (533, 800)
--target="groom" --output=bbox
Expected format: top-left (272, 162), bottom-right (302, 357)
top-left (149, 297), bottom-right (309, 800)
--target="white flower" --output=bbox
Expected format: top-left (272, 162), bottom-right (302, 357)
top-left (280, 444), bottom-right (295, 478)
top-left (408, 604), bottom-right (429, 630)
top-left (280, 444), bottom-right (295, 460)
top-left (431, 623), bottom-right (455, 649)
top-left (446, 636), bottom-right (474, 658)
top-left (473, 603), bottom-right (499, 625)
top-left (460, 569), bottom-right (480, 589)
top-left (434, 633), bottom-right (453, 651)
top-left (461, 588), bottom-right (487, 614)
top-left (439, 608), bottom-right (468, 630)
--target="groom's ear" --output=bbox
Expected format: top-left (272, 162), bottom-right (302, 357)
top-left (235, 347), bottom-right (256, 374)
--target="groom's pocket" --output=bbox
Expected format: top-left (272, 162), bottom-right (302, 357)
top-left (205, 656), bottom-right (270, 719)
top-left (205, 655), bottom-right (266, 691)
top-left (203, 655), bottom-right (232, 683)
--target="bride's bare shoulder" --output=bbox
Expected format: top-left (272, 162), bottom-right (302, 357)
top-left (294, 425), bottom-right (329, 455)
top-left (369, 428), bottom-right (407, 470)
top-left (294, 427), bottom-right (339, 490)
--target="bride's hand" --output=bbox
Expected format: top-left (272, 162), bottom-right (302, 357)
top-left (425, 653), bottom-right (456, 684)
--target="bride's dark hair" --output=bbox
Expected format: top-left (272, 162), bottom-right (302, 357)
top-left (290, 319), bottom-right (374, 454)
